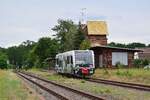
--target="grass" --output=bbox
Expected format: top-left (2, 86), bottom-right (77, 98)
top-left (92, 68), bottom-right (150, 85)
top-left (0, 69), bottom-right (41, 100)
top-left (28, 68), bottom-right (150, 100)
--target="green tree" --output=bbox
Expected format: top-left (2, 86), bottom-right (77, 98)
top-left (126, 42), bottom-right (146, 48)
top-left (108, 42), bottom-right (126, 48)
top-left (74, 22), bottom-right (86, 50)
top-left (142, 59), bottom-right (149, 66)
top-left (33, 37), bottom-right (59, 67)
top-left (25, 49), bottom-right (37, 68)
top-left (52, 19), bottom-right (79, 51)
top-left (6, 40), bottom-right (36, 69)
top-left (0, 51), bottom-right (8, 69)
top-left (80, 39), bottom-right (91, 50)
top-left (108, 42), bottom-right (116, 47)
top-left (133, 59), bottom-right (143, 68)
top-left (7, 46), bottom-right (20, 67)
top-left (108, 42), bottom-right (147, 48)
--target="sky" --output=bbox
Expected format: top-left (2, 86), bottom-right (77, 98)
top-left (0, 0), bottom-right (150, 48)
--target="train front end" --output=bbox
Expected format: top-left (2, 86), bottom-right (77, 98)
top-left (74, 50), bottom-right (95, 76)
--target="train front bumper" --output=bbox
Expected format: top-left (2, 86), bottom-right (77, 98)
top-left (75, 67), bottom-right (94, 76)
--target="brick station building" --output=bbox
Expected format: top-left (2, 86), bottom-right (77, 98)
top-left (81, 21), bottom-right (141, 68)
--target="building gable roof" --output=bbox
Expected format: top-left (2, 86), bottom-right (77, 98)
top-left (87, 21), bottom-right (108, 35)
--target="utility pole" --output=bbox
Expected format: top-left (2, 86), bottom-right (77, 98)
top-left (80, 8), bottom-right (86, 24)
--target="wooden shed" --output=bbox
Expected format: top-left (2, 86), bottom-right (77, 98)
top-left (90, 46), bottom-right (140, 68)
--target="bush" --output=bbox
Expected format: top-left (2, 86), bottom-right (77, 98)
top-left (116, 69), bottom-right (132, 77)
top-left (133, 59), bottom-right (143, 68)
top-left (124, 70), bottom-right (132, 77)
top-left (115, 62), bottom-right (124, 68)
top-left (81, 80), bottom-right (85, 83)
top-left (0, 59), bottom-right (8, 69)
top-left (7, 64), bottom-right (13, 69)
top-left (134, 59), bottom-right (150, 68)
top-left (142, 59), bottom-right (149, 66)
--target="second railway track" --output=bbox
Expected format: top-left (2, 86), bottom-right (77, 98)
top-left (16, 71), bottom-right (105, 100)
top-left (86, 78), bottom-right (150, 92)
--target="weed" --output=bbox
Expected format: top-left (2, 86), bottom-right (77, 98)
top-left (124, 70), bottom-right (132, 77)
top-left (105, 89), bottom-right (111, 93)
top-left (103, 68), bottom-right (109, 75)
top-left (81, 80), bottom-right (85, 83)
top-left (116, 70), bottom-right (121, 75)
top-left (116, 70), bottom-right (132, 78)
top-left (115, 62), bottom-right (125, 68)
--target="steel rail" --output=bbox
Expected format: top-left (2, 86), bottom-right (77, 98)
top-left (18, 71), bottom-right (105, 100)
top-left (17, 72), bottom-right (69, 100)
top-left (87, 78), bottom-right (150, 92)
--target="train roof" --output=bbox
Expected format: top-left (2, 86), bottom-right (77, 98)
top-left (56, 50), bottom-right (93, 57)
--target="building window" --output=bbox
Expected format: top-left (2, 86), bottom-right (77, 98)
top-left (112, 52), bottom-right (128, 66)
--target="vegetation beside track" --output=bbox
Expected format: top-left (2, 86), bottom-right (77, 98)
top-left (28, 68), bottom-right (150, 100)
top-left (92, 68), bottom-right (150, 85)
top-left (0, 70), bottom-right (41, 100)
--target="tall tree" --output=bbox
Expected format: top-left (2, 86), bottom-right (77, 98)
top-left (33, 37), bottom-right (59, 67)
top-left (7, 46), bottom-right (21, 67)
top-left (108, 42), bottom-right (147, 48)
top-left (6, 40), bottom-right (36, 68)
top-left (52, 19), bottom-right (79, 52)
top-left (126, 42), bottom-right (146, 48)
top-left (80, 39), bottom-right (91, 50)
top-left (108, 42), bottom-right (126, 48)
top-left (0, 51), bottom-right (8, 69)
top-left (74, 22), bottom-right (86, 50)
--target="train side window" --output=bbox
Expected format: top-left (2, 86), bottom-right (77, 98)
top-left (70, 56), bottom-right (73, 64)
top-left (56, 59), bottom-right (58, 65)
top-left (67, 56), bottom-right (69, 64)
top-left (58, 60), bottom-right (62, 67)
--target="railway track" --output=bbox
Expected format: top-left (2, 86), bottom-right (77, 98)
top-left (86, 78), bottom-right (150, 92)
top-left (16, 71), bottom-right (105, 100)
top-left (54, 73), bottom-right (150, 92)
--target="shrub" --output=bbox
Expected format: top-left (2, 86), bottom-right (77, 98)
top-left (142, 59), bottom-right (149, 66)
top-left (105, 89), bottom-right (111, 93)
top-left (7, 64), bottom-right (13, 69)
top-left (0, 59), bottom-right (7, 69)
top-left (116, 70), bottom-right (121, 75)
top-left (124, 70), bottom-right (132, 77)
top-left (81, 80), bottom-right (85, 83)
top-left (115, 62), bottom-right (124, 68)
top-left (103, 68), bottom-right (109, 75)
top-left (134, 59), bottom-right (150, 68)
top-left (116, 70), bottom-right (132, 78)
top-left (133, 59), bottom-right (143, 68)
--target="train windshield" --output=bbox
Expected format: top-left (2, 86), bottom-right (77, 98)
top-left (75, 51), bottom-right (93, 66)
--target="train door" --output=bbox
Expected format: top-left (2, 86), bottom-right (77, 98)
top-left (56, 56), bottom-right (64, 73)
top-left (66, 55), bottom-right (74, 73)
top-left (62, 56), bottom-right (66, 73)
